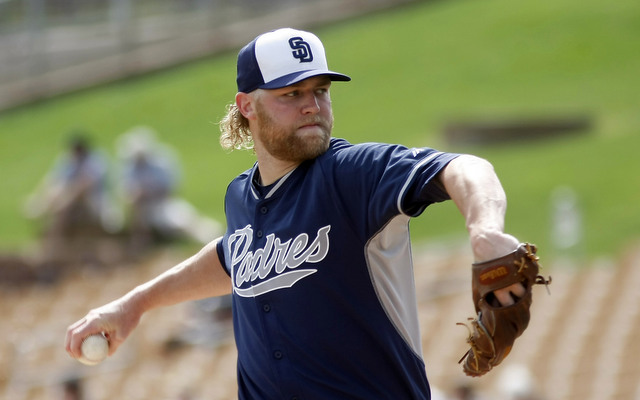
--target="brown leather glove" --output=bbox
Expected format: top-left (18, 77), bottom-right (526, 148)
top-left (458, 243), bottom-right (551, 377)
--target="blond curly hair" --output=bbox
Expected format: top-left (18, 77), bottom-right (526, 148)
top-left (219, 103), bottom-right (254, 151)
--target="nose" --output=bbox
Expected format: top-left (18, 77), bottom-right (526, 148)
top-left (301, 92), bottom-right (321, 114)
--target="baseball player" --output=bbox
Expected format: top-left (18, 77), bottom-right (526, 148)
top-left (66, 28), bottom-right (527, 399)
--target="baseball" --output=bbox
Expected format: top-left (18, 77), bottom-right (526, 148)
top-left (79, 333), bottom-right (109, 366)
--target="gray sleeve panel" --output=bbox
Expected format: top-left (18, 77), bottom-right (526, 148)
top-left (365, 214), bottom-right (423, 360)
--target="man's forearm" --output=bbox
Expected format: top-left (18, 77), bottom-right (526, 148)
top-left (440, 155), bottom-right (517, 260)
top-left (126, 238), bottom-right (231, 316)
top-left (442, 156), bottom-right (506, 232)
top-left (65, 238), bottom-right (232, 358)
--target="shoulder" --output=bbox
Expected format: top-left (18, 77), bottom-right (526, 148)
top-left (323, 138), bottom-right (397, 164)
top-left (225, 164), bottom-right (256, 198)
top-left (327, 137), bottom-right (392, 153)
top-left (228, 165), bottom-right (253, 187)
top-left (313, 139), bottom-right (413, 191)
top-left (324, 138), bottom-right (449, 169)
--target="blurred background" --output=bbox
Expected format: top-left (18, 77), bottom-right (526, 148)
top-left (0, 0), bottom-right (639, 399)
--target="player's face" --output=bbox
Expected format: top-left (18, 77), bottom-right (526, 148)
top-left (253, 76), bottom-right (334, 163)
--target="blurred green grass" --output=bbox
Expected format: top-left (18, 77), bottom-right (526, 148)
top-left (1, 0), bottom-right (638, 258)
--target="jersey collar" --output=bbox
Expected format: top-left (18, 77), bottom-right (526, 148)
top-left (250, 165), bottom-right (297, 200)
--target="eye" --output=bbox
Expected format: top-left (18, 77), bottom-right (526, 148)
top-left (315, 86), bottom-right (332, 98)
top-left (284, 90), bottom-right (299, 97)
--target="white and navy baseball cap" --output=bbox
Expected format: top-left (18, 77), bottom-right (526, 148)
top-left (236, 28), bottom-right (351, 93)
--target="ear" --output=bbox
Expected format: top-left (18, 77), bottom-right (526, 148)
top-left (236, 92), bottom-right (257, 120)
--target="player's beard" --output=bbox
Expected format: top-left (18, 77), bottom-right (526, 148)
top-left (254, 101), bottom-right (332, 163)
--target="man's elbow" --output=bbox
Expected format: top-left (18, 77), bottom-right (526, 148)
top-left (442, 154), bottom-right (496, 183)
top-left (452, 154), bottom-right (494, 171)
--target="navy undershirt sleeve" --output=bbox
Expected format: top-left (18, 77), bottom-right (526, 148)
top-left (216, 239), bottom-right (230, 277)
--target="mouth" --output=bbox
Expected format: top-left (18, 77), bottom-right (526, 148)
top-left (299, 123), bottom-right (318, 129)
top-left (298, 118), bottom-right (326, 131)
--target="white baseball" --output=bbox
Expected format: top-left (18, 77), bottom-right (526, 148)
top-left (79, 333), bottom-right (109, 366)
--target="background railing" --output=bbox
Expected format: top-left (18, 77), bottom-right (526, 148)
top-left (0, 0), bottom-right (417, 111)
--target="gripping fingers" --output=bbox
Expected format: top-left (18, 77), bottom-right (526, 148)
top-left (65, 316), bottom-right (111, 359)
top-left (65, 318), bottom-right (88, 358)
top-left (493, 283), bottom-right (526, 306)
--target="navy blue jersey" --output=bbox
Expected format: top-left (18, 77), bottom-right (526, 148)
top-left (217, 138), bottom-right (459, 399)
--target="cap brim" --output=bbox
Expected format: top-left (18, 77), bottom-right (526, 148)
top-left (259, 70), bottom-right (351, 90)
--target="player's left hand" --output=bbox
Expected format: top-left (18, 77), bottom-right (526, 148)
top-left (458, 241), bottom-right (551, 376)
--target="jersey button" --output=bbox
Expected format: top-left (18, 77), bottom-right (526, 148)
top-left (256, 230), bottom-right (263, 238)
top-left (273, 350), bottom-right (283, 360)
top-left (262, 304), bottom-right (271, 312)
top-left (260, 206), bottom-right (268, 214)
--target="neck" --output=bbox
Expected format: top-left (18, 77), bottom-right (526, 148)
top-left (254, 148), bottom-right (301, 186)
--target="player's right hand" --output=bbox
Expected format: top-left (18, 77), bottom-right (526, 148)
top-left (65, 297), bottom-right (142, 360)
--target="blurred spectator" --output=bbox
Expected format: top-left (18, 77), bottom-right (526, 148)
top-left (495, 363), bottom-right (544, 400)
top-left (24, 132), bottom-right (121, 264)
top-left (448, 379), bottom-right (486, 400)
top-left (166, 294), bottom-right (234, 350)
top-left (25, 133), bottom-right (115, 233)
top-left (550, 185), bottom-right (582, 257)
top-left (116, 126), bottom-right (221, 249)
top-left (61, 377), bottom-right (84, 400)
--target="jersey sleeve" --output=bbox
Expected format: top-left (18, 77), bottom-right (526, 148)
top-left (377, 145), bottom-right (459, 217)
top-left (397, 150), bottom-right (460, 216)
top-left (330, 141), bottom-right (459, 233)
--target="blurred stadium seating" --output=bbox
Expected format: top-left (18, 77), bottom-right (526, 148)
top-left (1, 241), bottom-right (639, 399)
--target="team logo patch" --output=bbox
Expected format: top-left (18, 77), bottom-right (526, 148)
top-left (228, 225), bottom-right (331, 297)
top-left (289, 37), bottom-right (313, 63)
top-left (479, 265), bottom-right (509, 285)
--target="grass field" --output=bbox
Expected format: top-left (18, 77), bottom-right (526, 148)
top-left (1, 0), bottom-right (638, 259)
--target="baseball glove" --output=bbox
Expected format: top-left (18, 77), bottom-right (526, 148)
top-left (458, 243), bottom-right (551, 377)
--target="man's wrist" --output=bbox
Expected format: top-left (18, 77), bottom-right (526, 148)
top-left (469, 229), bottom-right (519, 262)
